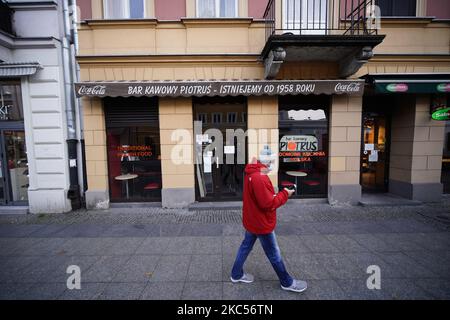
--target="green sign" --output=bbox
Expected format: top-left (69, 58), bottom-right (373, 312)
top-left (386, 83), bottom-right (409, 93)
top-left (437, 83), bottom-right (450, 93)
top-left (431, 107), bottom-right (450, 121)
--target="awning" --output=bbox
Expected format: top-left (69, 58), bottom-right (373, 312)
top-left (0, 61), bottom-right (42, 77)
top-left (74, 80), bottom-right (365, 98)
top-left (364, 73), bottom-right (450, 94)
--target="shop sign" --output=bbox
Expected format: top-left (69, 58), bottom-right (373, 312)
top-left (386, 83), bottom-right (409, 93)
top-left (75, 80), bottom-right (365, 98)
top-left (437, 84), bottom-right (450, 93)
top-left (117, 145), bottom-right (152, 159)
top-left (431, 108), bottom-right (450, 121)
top-left (280, 135), bottom-right (318, 152)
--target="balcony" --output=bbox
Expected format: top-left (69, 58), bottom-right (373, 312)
top-left (262, 0), bottom-right (385, 79)
top-left (0, 0), bottom-right (13, 35)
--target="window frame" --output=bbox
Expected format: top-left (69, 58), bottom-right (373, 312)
top-left (227, 112), bottom-right (237, 123)
top-left (376, 0), bottom-right (417, 17)
top-left (197, 113), bottom-right (208, 124)
top-left (103, 0), bottom-right (146, 19)
top-left (196, 0), bottom-right (239, 18)
top-left (212, 112), bottom-right (223, 124)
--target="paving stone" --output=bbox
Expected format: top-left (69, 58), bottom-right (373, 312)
top-left (260, 281), bottom-right (307, 300)
top-left (98, 282), bottom-right (147, 300)
top-left (313, 253), bottom-right (363, 280)
top-left (27, 225), bottom-right (71, 238)
top-left (222, 224), bottom-right (245, 236)
top-left (187, 255), bottom-right (222, 282)
top-left (298, 235), bottom-right (341, 253)
top-left (19, 282), bottom-right (67, 300)
top-left (150, 255), bottom-right (191, 282)
top-left (0, 225), bottom-right (47, 238)
top-left (192, 237), bottom-right (222, 254)
top-left (179, 224), bottom-right (223, 237)
top-left (18, 238), bottom-right (70, 256)
top-left (181, 281), bottom-right (223, 300)
top-left (101, 224), bottom-right (149, 237)
top-left (164, 237), bottom-right (195, 255)
top-left (140, 281), bottom-right (184, 300)
top-left (58, 238), bottom-right (116, 256)
top-left (324, 234), bottom-right (369, 253)
top-left (135, 237), bottom-right (171, 255)
top-left (59, 282), bottom-right (109, 300)
top-left (348, 234), bottom-right (399, 252)
top-left (51, 224), bottom-right (109, 238)
top-left (403, 250), bottom-right (450, 279)
top-left (285, 254), bottom-right (333, 280)
top-left (40, 255), bottom-right (101, 283)
top-left (414, 279), bottom-right (450, 300)
top-left (0, 283), bottom-right (35, 300)
top-left (99, 238), bottom-right (145, 256)
top-left (371, 233), bottom-right (429, 252)
top-left (344, 252), bottom-right (405, 279)
top-left (223, 281), bottom-right (265, 300)
top-left (113, 255), bottom-right (160, 282)
top-left (336, 279), bottom-right (387, 300)
top-left (381, 279), bottom-right (435, 300)
top-left (276, 236), bottom-right (311, 253)
top-left (380, 252), bottom-right (440, 278)
top-left (82, 256), bottom-right (131, 282)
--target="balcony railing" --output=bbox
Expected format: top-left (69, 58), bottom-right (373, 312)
top-left (264, 0), bottom-right (378, 42)
top-left (0, 0), bottom-right (13, 35)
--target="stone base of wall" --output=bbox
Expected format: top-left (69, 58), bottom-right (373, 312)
top-left (389, 180), bottom-right (443, 202)
top-left (85, 190), bottom-right (110, 210)
top-left (162, 188), bottom-right (195, 208)
top-left (328, 184), bottom-right (361, 205)
top-left (28, 189), bottom-right (72, 214)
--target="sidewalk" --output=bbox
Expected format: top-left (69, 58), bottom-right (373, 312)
top-left (0, 198), bottom-right (449, 300)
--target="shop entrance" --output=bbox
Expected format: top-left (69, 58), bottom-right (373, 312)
top-left (360, 101), bottom-right (391, 193)
top-left (194, 97), bottom-right (247, 201)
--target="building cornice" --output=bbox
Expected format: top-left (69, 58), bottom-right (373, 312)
top-left (76, 54), bottom-right (262, 65)
top-left (0, 30), bottom-right (57, 49)
top-left (371, 54), bottom-right (450, 63)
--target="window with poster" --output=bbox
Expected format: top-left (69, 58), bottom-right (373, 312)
top-left (278, 95), bottom-right (329, 198)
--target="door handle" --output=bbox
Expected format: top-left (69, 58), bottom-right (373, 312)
top-left (216, 157), bottom-right (219, 169)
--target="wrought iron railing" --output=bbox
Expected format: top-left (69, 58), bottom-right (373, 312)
top-left (264, 0), bottom-right (378, 42)
top-left (0, 0), bottom-right (13, 35)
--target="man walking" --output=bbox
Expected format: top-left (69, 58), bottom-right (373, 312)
top-left (230, 145), bottom-right (307, 293)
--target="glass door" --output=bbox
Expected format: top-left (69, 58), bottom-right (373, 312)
top-left (0, 130), bottom-right (29, 204)
top-left (360, 112), bottom-right (390, 192)
top-left (194, 98), bottom-right (247, 201)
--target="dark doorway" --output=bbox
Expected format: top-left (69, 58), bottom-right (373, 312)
top-left (360, 97), bottom-right (392, 193)
top-left (193, 97), bottom-right (247, 201)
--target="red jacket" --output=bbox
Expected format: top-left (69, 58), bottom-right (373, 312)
top-left (242, 162), bottom-right (289, 235)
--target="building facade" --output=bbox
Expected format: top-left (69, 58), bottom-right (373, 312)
top-left (0, 0), bottom-right (83, 213)
top-left (75, 0), bottom-right (450, 209)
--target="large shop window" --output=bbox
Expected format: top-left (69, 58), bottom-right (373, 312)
top-left (105, 97), bottom-right (161, 202)
top-left (104, 0), bottom-right (144, 19)
top-left (278, 95), bottom-right (329, 198)
top-left (197, 0), bottom-right (238, 18)
top-left (442, 119), bottom-right (450, 194)
top-left (0, 81), bottom-right (28, 205)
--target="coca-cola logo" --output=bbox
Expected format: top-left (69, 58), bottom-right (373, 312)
top-left (77, 85), bottom-right (106, 96)
top-left (334, 82), bottom-right (361, 93)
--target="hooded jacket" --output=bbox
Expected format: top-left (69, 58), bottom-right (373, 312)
top-left (242, 162), bottom-right (289, 234)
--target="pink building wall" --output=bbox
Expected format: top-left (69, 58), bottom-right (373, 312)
top-left (249, 0), bottom-right (270, 18)
top-left (426, 0), bottom-right (450, 19)
top-left (155, 0), bottom-right (186, 20)
top-left (77, 0), bottom-right (92, 20)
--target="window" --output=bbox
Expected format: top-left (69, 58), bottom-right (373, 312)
top-left (197, 0), bottom-right (238, 18)
top-left (0, 82), bottom-right (24, 121)
top-left (241, 112), bottom-right (247, 123)
top-left (198, 113), bottom-right (208, 124)
top-left (212, 112), bottom-right (222, 124)
top-left (227, 112), bottom-right (237, 123)
top-left (283, 0), bottom-right (327, 35)
top-left (278, 95), bottom-right (329, 198)
top-left (105, 97), bottom-right (161, 202)
top-left (104, 0), bottom-right (145, 19)
top-left (376, 0), bottom-right (416, 17)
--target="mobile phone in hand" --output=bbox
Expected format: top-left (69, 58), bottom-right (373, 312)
top-left (285, 184), bottom-right (297, 191)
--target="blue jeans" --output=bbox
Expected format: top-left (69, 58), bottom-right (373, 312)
top-left (231, 231), bottom-right (294, 287)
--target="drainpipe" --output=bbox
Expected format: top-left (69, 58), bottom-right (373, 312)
top-left (62, 0), bottom-right (82, 209)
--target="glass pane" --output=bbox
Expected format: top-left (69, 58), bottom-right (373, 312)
top-left (198, 0), bottom-right (216, 17)
top-left (129, 0), bottom-right (144, 18)
top-left (220, 0), bottom-right (236, 17)
top-left (107, 126), bottom-right (161, 202)
top-left (105, 0), bottom-right (128, 19)
top-left (0, 82), bottom-right (24, 121)
top-left (4, 131), bottom-right (28, 202)
top-left (278, 97), bottom-right (329, 198)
